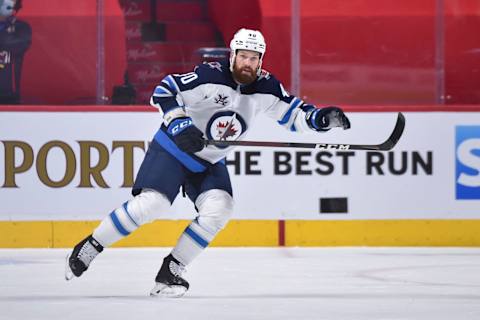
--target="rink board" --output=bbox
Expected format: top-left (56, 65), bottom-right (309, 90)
top-left (1, 219), bottom-right (480, 247)
top-left (1, 107), bottom-right (480, 247)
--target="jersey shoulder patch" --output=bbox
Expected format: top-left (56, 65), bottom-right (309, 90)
top-left (255, 72), bottom-right (293, 103)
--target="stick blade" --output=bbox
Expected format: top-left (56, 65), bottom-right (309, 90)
top-left (377, 112), bottom-right (405, 150)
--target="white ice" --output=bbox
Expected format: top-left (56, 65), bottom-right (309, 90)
top-left (1, 247), bottom-right (480, 320)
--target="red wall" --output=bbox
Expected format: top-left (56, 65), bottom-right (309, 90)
top-left (209, 0), bottom-right (480, 105)
top-left (19, 0), bottom-right (126, 104)
top-left (15, 0), bottom-right (480, 106)
top-left (207, 0), bottom-right (262, 45)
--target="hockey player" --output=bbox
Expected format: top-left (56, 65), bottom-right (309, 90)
top-left (65, 28), bottom-right (351, 297)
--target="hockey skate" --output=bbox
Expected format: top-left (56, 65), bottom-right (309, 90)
top-left (65, 235), bottom-right (103, 281)
top-left (150, 254), bottom-right (189, 298)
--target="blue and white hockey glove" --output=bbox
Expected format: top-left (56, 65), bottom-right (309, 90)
top-left (306, 106), bottom-right (351, 131)
top-left (167, 117), bottom-right (205, 153)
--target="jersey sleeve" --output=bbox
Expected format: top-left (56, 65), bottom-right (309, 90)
top-left (150, 64), bottom-right (210, 125)
top-left (262, 75), bottom-right (317, 133)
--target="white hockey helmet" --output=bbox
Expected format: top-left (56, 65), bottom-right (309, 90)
top-left (229, 28), bottom-right (266, 76)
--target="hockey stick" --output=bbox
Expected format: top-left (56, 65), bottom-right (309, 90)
top-left (205, 112), bottom-right (405, 151)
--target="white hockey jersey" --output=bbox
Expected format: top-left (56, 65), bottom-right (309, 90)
top-left (150, 61), bottom-right (318, 172)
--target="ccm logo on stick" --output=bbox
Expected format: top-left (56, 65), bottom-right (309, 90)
top-left (316, 144), bottom-right (350, 150)
top-left (456, 126), bottom-right (480, 199)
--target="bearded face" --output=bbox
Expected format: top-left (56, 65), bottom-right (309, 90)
top-left (232, 63), bottom-right (257, 85)
top-left (231, 50), bottom-right (261, 85)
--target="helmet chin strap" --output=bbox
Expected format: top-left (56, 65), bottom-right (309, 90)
top-left (256, 61), bottom-right (263, 76)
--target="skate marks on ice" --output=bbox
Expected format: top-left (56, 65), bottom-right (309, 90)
top-left (355, 263), bottom-right (480, 288)
top-left (1, 247), bottom-right (480, 320)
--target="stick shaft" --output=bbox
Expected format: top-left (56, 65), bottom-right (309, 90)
top-left (205, 113), bottom-right (405, 151)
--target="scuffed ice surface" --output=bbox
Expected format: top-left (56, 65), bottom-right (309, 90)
top-left (1, 247), bottom-right (480, 320)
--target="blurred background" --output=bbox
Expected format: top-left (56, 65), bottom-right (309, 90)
top-left (12, 0), bottom-right (480, 106)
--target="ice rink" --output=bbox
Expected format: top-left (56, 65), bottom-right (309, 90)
top-left (1, 247), bottom-right (480, 320)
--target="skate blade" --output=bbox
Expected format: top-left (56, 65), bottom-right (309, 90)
top-left (64, 253), bottom-right (74, 281)
top-left (150, 283), bottom-right (187, 298)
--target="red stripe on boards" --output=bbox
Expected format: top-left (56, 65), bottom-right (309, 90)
top-left (278, 220), bottom-right (285, 246)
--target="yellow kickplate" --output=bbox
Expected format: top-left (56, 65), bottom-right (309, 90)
top-left (1, 219), bottom-right (480, 248)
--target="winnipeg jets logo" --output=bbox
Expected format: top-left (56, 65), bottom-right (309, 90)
top-left (206, 111), bottom-right (247, 148)
top-left (216, 122), bottom-right (238, 140)
top-left (216, 120), bottom-right (238, 140)
top-left (214, 94), bottom-right (229, 106)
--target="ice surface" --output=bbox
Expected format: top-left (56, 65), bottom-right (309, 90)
top-left (1, 247), bottom-right (480, 320)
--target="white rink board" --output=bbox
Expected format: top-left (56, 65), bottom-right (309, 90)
top-left (0, 111), bottom-right (479, 220)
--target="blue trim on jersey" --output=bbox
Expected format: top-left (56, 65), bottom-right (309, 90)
top-left (164, 75), bottom-right (178, 93)
top-left (110, 211), bottom-right (130, 236)
top-left (153, 129), bottom-right (206, 173)
top-left (153, 85), bottom-right (172, 96)
top-left (290, 123), bottom-right (297, 132)
top-left (122, 202), bottom-right (139, 227)
top-left (278, 98), bottom-right (301, 125)
top-left (185, 225), bottom-right (209, 248)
